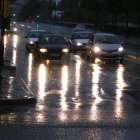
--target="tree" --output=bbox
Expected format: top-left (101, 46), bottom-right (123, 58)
top-left (81, 0), bottom-right (102, 31)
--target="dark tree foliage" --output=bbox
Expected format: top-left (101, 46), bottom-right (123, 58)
top-left (17, 0), bottom-right (140, 36)
top-left (18, 0), bottom-right (53, 21)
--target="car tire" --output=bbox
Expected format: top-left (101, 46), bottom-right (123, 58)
top-left (120, 59), bottom-right (124, 64)
top-left (71, 49), bottom-right (76, 53)
top-left (90, 55), bottom-right (95, 63)
top-left (34, 52), bottom-right (40, 61)
top-left (25, 45), bottom-right (30, 52)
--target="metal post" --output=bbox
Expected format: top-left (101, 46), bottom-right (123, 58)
top-left (0, 0), bottom-right (10, 65)
top-left (0, 0), bottom-right (5, 65)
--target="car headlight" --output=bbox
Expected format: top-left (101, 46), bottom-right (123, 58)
top-left (118, 47), bottom-right (124, 52)
top-left (13, 28), bottom-right (17, 31)
top-left (94, 46), bottom-right (100, 53)
top-left (77, 42), bottom-right (82, 46)
top-left (62, 49), bottom-right (69, 53)
top-left (29, 41), bottom-right (34, 44)
top-left (39, 48), bottom-right (48, 53)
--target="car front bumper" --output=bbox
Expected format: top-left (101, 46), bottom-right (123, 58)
top-left (72, 45), bottom-right (89, 51)
top-left (93, 51), bottom-right (124, 60)
top-left (38, 49), bottom-right (69, 60)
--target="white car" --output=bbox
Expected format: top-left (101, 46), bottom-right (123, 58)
top-left (70, 30), bottom-right (93, 52)
top-left (74, 24), bottom-right (86, 31)
top-left (25, 30), bottom-right (52, 51)
top-left (87, 33), bottom-right (125, 63)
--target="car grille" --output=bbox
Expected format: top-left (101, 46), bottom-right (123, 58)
top-left (100, 54), bottom-right (119, 58)
top-left (101, 49), bottom-right (118, 53)
top-left (47, 49), bottom-right (62, 53)
top-left (82, 43), bottom-right (87, 45)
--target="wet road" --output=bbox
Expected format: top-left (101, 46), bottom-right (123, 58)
top-left (1, 23), bottom-right (140, 139)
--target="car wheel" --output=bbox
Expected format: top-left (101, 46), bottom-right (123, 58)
top-left (120, 59), bottom-right (124, 64)
top-left (25, 45), bottom-right (28, 50)
top-left (71, 49), bottom-right (76, 53)
top-left (90, 55), bottom-right (95, 63)
top-left (25, 45), bottom-right (30, 52)
top-left (34, 52), bottom-right (40, 61)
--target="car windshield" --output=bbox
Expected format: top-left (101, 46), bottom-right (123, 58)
top-left (74, 33), bottom-right (93, 39)
top-left (40, 36), bottom-right (66, 44)
top-left (95, 35), bottom-right (120, 44)
top-left (28, 31), bottom-right (46, 37)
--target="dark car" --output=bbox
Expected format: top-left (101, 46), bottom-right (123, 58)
top-left (34, 35), bottom-right (70, 61)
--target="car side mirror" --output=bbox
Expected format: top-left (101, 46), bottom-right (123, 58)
top-left (34, 41), bottom-right (39, 45)
top-left (121, 42), bottom-right (127, 47)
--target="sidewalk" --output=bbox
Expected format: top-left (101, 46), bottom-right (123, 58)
top-left (0, 61), bottom-right (36, 105)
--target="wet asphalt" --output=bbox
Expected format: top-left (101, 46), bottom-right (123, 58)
top-left (0, 23), bottom-right (140, 139)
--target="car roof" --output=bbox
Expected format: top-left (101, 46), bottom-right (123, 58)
top-left (94, 33), bottom-right (116, 36)
top-left (74, 30), bottom-right (93, 34)
top-left (29, 29), bottom-right (46, 32)
top-left (41, 34), bottom-right (64, 38)
top-left (74, 24), bottom-right (86, 31)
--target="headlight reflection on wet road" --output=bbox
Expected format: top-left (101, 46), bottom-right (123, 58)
top-left (115, 64), bottom-right (126, 119)
top-left (27, 54), bottom-right (33, 87)
top-left (59, 65), bottom-right (69, 121)
top-left (75, 58), bottom-right (82, 110)
top-left (61, 65), bottom-right (69, 110)
top-left (35, 105), bottom-right (45, 123)
top-left (4, 35), bottom-right (7, 46)
top-left (75, 58), bottom-right (81, 97)
top-left (13, 35), bottom-right (18, 48)
top-left (12, 35), bottom-right (18, 65)
top-left (38, 64), bottom-right (48, 100)
top-left (90, 64), bottom-right (102, 121)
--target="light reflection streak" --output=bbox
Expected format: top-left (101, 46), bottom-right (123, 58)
top-left (61, 66), bottom-right (68, 91)
top-left (38, 64), bottom-right (47, 100)
top-left (115, 65), bottom-right (126, 119)
top-left (90, 64), bottom-right (102, 121)
top-left (7, 78), bottom-right (14, 94)
top-left (12, 49), bottom-right (16, 66)
top-left (12, 35), bottom-right (18, 65)
top-left (27, 54), bottom-right (33, 87)
top-left (4, 35), bottom-right (7, 45)
top-left (59, 66), bottom-right (69, 121)
top-left (35, 105), bottom-right (45, 123)
top-left (75, 59), bottom-right (81, 98)
top-left (13, 35), bottom-right (18, 48)
top-left (71, 58), bottom-right (82, 121)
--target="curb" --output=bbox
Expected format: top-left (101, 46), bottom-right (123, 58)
top-left (0, 97), bottom-right (37, 105)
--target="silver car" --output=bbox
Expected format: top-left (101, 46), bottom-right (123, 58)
top-left (87, 33), bottom-right (125, 63)
top-left (70, 30), bottom-right (93, 52)
top-left (25, 30), bottom-right (52, 52)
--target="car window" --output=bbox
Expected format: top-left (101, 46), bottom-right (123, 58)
top-left (95, 35), bottom-right (120, 44)
top-left (40, 36), bottom-right (66, 44)
top-left (74, 33), bottom-right (93, 39)
top-left (28, 31), bottom-right (46, 37)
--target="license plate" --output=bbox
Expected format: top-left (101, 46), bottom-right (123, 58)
top-left (50, 54), bottom-right (60, 56)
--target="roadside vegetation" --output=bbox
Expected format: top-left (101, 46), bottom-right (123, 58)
top-left (18, 0), bottom-right (140, 37)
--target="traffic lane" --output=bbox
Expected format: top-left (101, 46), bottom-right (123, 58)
top-left (1, 59), bottom-right (140, 140)
top-left (1, 25), bottom-right (140, 125)
top-left (0, 124), bottom-right (140, 140)
top-left (1, 23), bottom-right (140, 139)
top-left (1, 45), bottom-right (140, 126)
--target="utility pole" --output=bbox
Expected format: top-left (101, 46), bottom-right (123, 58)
top-left (0, 0), bottom-right (10, 65)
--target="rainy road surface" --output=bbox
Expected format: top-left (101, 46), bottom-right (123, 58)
top-left (0, 23), bottom-right (140, 139)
